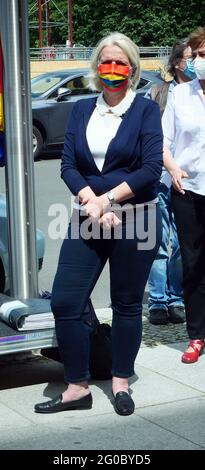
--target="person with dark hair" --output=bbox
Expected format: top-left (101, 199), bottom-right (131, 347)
top-left (34, 32), bottom-right (163, 415)
top-left (163, 27), bottom-right (205, 363)
top-left (147, 38), bottom-right (194, 326)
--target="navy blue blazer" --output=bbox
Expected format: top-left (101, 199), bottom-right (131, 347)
top-left (61, 94), bottom-right (163, 204)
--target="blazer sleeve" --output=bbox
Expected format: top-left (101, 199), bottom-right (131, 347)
top-left (124, 101), bottom-right (163, 195)
top-left (61, 102), bottom-right (88, 195)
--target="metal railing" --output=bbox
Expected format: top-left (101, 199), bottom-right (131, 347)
top-left (141, 45), bottom-right (172, 57)
top-left (30, 46), bottom-right (93, 61)
top-left (30, 45), bottom-right (172, 61)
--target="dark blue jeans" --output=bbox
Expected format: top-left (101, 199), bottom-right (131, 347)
top-left (51, 204), bottom-right (161, 383)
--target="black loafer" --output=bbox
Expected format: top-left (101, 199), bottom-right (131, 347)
top-left (168, 306), bottom-right (185, 324)
top-left (113, 391), bottom-right (135, 416)
top-left (149, 309), bottom-right (169, 325)
top-left (34, 393), bottom-right (93, 413)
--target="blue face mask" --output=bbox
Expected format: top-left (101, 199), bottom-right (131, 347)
top-left (183, 58), bottom-right (196, 79)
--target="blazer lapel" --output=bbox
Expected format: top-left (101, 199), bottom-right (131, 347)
top-left (82, 98), bottom-right (102, 174)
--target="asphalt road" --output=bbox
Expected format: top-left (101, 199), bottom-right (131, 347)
top-left (0, 156), bottom-right (110, 308)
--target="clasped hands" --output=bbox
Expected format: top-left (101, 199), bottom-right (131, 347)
top-left (79, 190), bottom-right (121, 229)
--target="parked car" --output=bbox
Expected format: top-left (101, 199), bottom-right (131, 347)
top-left (31, 69), bottom-right (164, 159)
top-left (0, 193), bottom-right (45, 293)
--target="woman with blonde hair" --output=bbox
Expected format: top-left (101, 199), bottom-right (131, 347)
top-left (35, 32), bottom-right (163, 415)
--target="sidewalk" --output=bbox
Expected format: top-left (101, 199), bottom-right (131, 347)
top-left (0, 305), bottom-right (205, 451)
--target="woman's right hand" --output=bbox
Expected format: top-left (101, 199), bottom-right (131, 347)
top-left (78, 186), bottom-right (96, 205)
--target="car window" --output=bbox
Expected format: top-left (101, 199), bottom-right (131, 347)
top-left (69, 76), bottom-right (91, 94)
top-left (31, 76), bottom-right (64, 97)
top-left (49, 76), bottom-right (92, 99)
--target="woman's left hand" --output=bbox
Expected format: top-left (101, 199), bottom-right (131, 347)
top-left (99, 212), bottom-right (121, 229)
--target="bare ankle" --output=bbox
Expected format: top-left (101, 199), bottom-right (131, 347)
top-left (62, 382), bottom-right (90, 402)
top-left (112, 377), bottom-right (129, 396)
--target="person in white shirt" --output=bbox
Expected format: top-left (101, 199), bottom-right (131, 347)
top-left (147, 39), bottom-right (194, 326)
top-left (163, 27), bottom-right (205, 363)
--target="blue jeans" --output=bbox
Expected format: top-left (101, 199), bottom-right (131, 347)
top-left (51, 205), bottom-right (161, 383)
top-left (148, 184), bottom-right (184, 312)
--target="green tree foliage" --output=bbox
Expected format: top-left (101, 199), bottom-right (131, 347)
top-left (28, 0), bottom-right (205, 48)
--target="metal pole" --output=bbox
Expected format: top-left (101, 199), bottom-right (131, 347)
top-left (0, 0), bottom-right (38, 299)
top-left (47, 1), bottom-right (51, 47)
top-left (67, 0), bottom-right (69, 45)
top-left (38, 0), bottom-right (43, 49)
top-left (45, 0), bottom-right (48, 47)
top-left (69, 0), bottom-right (73, 47)
top-left (67, 0), bottom-right (73, 47)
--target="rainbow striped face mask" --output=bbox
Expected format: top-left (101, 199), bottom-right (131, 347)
top-left (98, 62), bottom-right (130, 92)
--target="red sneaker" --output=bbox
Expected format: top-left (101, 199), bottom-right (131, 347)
top-left (182, 339), bottom-right (204, 364)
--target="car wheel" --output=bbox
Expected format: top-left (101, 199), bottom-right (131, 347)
top-left (33, 125), bottom-right (43, 160)
top-left (0, 258), bottom-right (5, 293)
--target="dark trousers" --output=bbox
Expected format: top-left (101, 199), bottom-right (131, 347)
top-left (51, 205), bottom-right (161, 383)
top-left (172, 189), bottom-right (205, 339)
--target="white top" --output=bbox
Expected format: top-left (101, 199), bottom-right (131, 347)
top-left (162, 78), bottom-right (205, 195)
top-left (145, 80), bottom-right (177, 188)
top-left (161, 81), bottom-right (177, 188)
top-left (86, 89), bottom-right (136, 171)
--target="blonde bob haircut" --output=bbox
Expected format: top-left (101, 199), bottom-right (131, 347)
top-left (88, 32), bottom-right (141, 92)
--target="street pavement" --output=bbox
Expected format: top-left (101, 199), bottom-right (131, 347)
top-left (0, 305), bottom-right (205, 452)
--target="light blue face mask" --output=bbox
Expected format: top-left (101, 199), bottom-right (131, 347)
top-left (183, 58), bottom-right (196, 79)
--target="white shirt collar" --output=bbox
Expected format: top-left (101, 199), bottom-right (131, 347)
top-left (192, 77), bottom-right (204, 93)
top-left (96, 89), bottom-right (136, 117)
